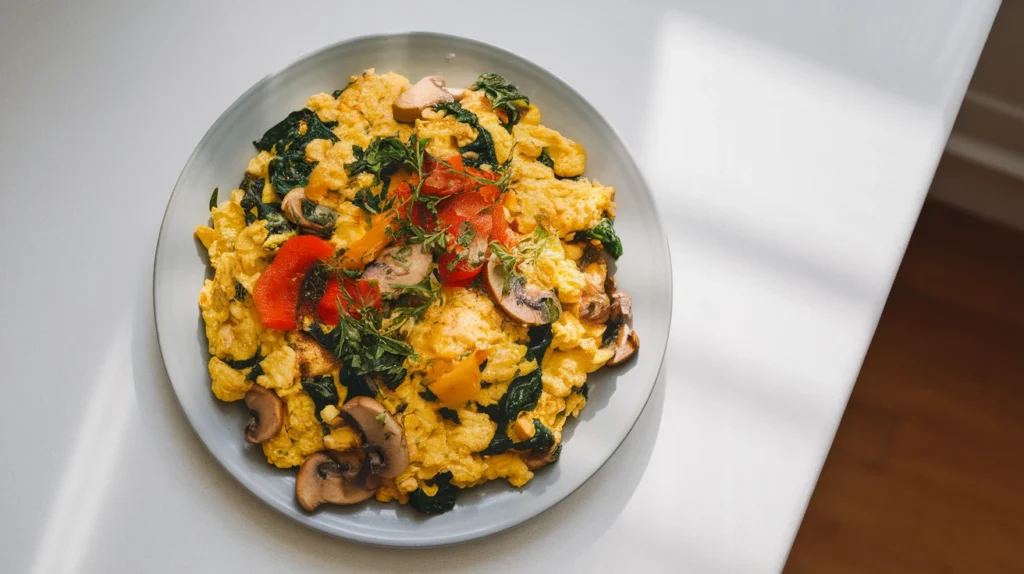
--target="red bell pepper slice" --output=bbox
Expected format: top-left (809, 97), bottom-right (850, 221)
top-left (317, 277), bottom-right (382, 324)
top-left (252, 236), bottom-right (336, 330)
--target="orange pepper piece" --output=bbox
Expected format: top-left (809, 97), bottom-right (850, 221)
top-left (428, 350), bottom-right (488, 404)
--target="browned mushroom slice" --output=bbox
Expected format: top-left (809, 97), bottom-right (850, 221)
top-left (281, 187), bottom-right (338, 237)
top-left (393, 75), bottom-right (459, 123)
top-left (243, 385), bottom-right (285, 444)
top-left (286, 331), bottom-right (340, 377)
top-left (524, 444), bottom-right (562, 470)
top-left (340, 396), bottom-right (410, 479)
top-left (578, 256), bottom-right (611, 323)
top-left (295, 452), bottom-right (380, 511)
top-left (360, 243), bottom-right (433, 295)
top-left (604, 289), bottom-right (640, 366)
top-left (483, 256), bottom-right (561, 326)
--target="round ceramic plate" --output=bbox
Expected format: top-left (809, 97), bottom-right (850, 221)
top-left (154, 32), bottom-right (672, 547)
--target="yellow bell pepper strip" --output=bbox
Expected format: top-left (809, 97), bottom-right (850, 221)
top-left (336, 212), bottom-right (396, 270)
top-left (428, 350), bottom-right (488, 404)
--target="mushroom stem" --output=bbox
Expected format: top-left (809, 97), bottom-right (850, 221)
top-left (243, 385), bottom-right (285, 444)
top-left (340, 396), bottom-right (410, 479)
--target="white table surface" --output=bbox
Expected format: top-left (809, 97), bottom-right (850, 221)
top-left (0, 1), bottom-right (999, 572)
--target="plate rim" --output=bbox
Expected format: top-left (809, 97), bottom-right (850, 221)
top-left (153, 30), bottom-right (673, 547)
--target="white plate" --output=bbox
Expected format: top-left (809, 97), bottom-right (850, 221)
top-left (154, 32), bottom-right (672, 547)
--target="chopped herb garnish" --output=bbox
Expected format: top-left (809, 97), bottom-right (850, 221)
top-left (470, 73), bottom-right (530, 132)
top-left (375, 412), bottom-right (387, 424)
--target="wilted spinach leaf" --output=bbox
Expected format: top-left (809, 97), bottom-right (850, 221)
top-left (269, 149), bottom-right (315, 196)
top-left (209, 187), bottom-right (219, 210)
top-left (239, 175), bottom-right (293, 234)
top-left (526, 324), bottom-right (553, 363)
top-left (253, 108), bottom-right (338, 153)
top-left (537, 149), bottom-right (554, 170)
top-left (433, 102), bottom-right (497, 168)
top-left (498, 369), bottom-right (542, 423)
top-left (222, 353), bottom-right (262, 370)
top-left (470, 73), bottom-right (530, 131)
top-left (480, 419), bottom-right (555, 456)
top-left (331, 89), bottom-right (344, 98)
top-left (408, 471), bottom-right (457, 515)
top-left (233, 281), bottom-right (248, 301)
top-left (517, 419), bottom-right (555, 452)
top-left (301, 374), bottom-right (338, 420)
top-left (351, 186), bottom-right (393, 215)
top-left (419, 387), bottom-right (439, 402)
top-left (576, 217), bottom-right (623, 259)
top-left (480, 432), bottom-right (514, 456)
top-left (438, 408), bottom-right (461, 425)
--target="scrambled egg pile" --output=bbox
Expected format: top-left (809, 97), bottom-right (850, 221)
top-left (196, 69), bottom-right (620, 509)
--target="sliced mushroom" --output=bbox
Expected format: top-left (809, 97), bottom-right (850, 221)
top-left (281, 187), bottom-right (338, 237)
top-left (525, 445), bottom-right (562, 470)
top-left (286, 331), bottom-right (340, 377)
top-left (483, 256), bottom-right (561, 326)
top-left (360, 243), bottom-right (433, 294)
top-left (340, 396), bottom-right (410, 479)
top-left (243, 385), bottom-right (285, 444)
top-left (295, 452), bottom-right (379, 511)
top-left (604, 290), bottom-right (640, 366)
top-left (578, 256), bottom-right (611, 323)
top-left (393, 75), bottom-right (458, 123)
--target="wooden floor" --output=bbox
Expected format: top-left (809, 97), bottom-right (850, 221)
top-left (784, 201), bottom-right (1024, 574)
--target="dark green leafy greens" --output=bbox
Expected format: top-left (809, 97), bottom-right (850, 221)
top-left (433, 102), bottom-right (497, 169)
top-left (525, 324), bottom-right (553, 363)
top-left (301, 374), bottom-right (339, 422)
top-left (576, 217), bottom-right (623, 259)
top-left (470, 73), bottom-right (530, 132)
top-left (222, 353), bottom-right (262, 370)
top-left (346, 134), bottom-right (423, 188)
top-left (253, 108), bottom-right (338, 153)
top-left (351, 186), bottom-right (394, 215)
top-left (332, 307), bottom-right (414, 391)
top-left (438, 408), bottom-right (461, 425)
top-left (233, 281), bottom-right (248, 301)
top-left (497, 369), bottom-right (542, 424)
top-left (480, 419), bottom-right (555, 456)
top-left (537, 149), bottom-right (555, 170)
top-left (238, 174), bottom-right (292, 234)
top-left (254, 108), bottom-right (339, 196)
top-left (209, 187), bottom-right (219, 210)
top-left (269, 149), bottom-right (315, 196)
top-left (408, 471), bottom-right (457, 515)
top-left (478, 324), bottom-right (554, 455)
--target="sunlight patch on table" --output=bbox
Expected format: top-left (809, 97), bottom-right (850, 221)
top-left (31, 318), bottom-right (135, 574)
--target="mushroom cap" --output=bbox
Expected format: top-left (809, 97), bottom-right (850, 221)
top-left (340, 396), bottom-right (410, 479)
top-left (604, 289), bottom-right (639, 366)
top-left (393, 75), bottom-right (456, 123)
top-left (281, 187), bottom-right (337, 236)
top-left (287, 331), bottom-right (340, 377)
top-left (295, 452), bottom-right (379, 512)
top-left (360, 243), bottom-right (433, 295)
top-left (243, 385), bottom-right (285, 444)
top-left (483, 256), bottom-right (561, 326)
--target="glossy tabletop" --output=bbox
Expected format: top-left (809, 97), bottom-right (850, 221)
top-left (0, 0), bottom-right (998, 572)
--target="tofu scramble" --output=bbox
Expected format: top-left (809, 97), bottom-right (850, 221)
top-left (196, 71), bottom-right (639, 515)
